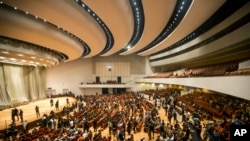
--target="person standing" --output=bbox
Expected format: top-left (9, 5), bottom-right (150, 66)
top-left (93, 118), bottom-right (97, 132)
top-left (19, 109), bottom-right (23, 122)
top-left (127, 119), bottom-right (132, 135)
top-left (108, 120), bottom-right (113, 135)
top-left (66, 98), bottom-right (70, 106)
top-left (35, 105), bottom-right (40, 118)
top-left (23, 120), bottom-right (28, 134)
top-left (11, 109), bottom-right (15, 123)
top-left (148, 121), bottom-right (155, 140)
top-left (50, 98), bottom-right (54, 107)
top-left (55, 100), bottom-right (59, 111)
top-left (14, 107), bottom-right (19, 121)
top-left (133, 118), bottom-right (137, 134)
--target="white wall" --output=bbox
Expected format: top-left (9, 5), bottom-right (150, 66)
top-left (46, 55), bottom-right (148, 95)
top-left (145, 57), bottom-right (153, 75)
top-left (46, 57), bottom-right (93, 95)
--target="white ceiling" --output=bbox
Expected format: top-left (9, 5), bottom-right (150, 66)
top-left (0, 0), bottom-right (249, 68)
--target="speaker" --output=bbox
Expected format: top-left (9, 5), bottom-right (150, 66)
top-left (96, 76), bottom-right (100, 83)
top-left (117, 76), bottom-right (121, 83)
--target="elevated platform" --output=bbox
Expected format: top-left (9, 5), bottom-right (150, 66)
top-left (79, 83), bottom-right (132, 88)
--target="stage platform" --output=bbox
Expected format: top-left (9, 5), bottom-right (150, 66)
top-left (0, 97), bottom-right (76, 131)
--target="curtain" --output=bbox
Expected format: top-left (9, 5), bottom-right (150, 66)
top-left (0, 63), bottom-right (10, 106)
top-left (0, 63), bottom-right (46, 107)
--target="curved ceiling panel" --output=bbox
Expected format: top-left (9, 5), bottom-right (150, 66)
top-left (119, 0), bottom-right (145, 54)
top-left (3, 0), bottom-right (106, 58)
top-left (83, 0), bottom-right (134, 56)
top-left (150, 23), bottom-right (250, 67)
top-left (0, 0), bottom-right (249, 69)
top-left (0, 5), bottom-right (83, 61)
top-left (120, 0), bottom-right (176, 55)
top-left (149, 3), bottom-right (250, 60)
top-left (138, 0), bottom-right (226, 56)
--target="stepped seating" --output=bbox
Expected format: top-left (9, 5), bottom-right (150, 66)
top-left (145, 60), bottom-right (250, 78)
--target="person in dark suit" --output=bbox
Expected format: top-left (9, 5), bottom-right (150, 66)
top-left (14, 108), bottom-right (19, 121)
top-left (35, 105), bottom-right (40, 117)
top-left (11, 109), bottom-right (15, 123)
top-left (19, 109), bottom-right (23, 122)
top-left (55, 100), bottom-right (59, 111)
top-left (93, 118), bottom-right (97, 132)
top-left (50, 98), bottom-right (54, 107)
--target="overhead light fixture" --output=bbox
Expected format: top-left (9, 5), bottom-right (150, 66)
top-left (2, 50), bottom-right (9, 54)
top-left (17, 53), bottom-right (24, 56)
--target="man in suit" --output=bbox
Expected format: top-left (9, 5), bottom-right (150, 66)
top-left (35, 105), bottom-right (40, 117)
top-left (19, 109), bottom-right (23, 122)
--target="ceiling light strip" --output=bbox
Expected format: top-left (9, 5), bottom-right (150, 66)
top-left (0, 36), bottom-right (61, 65)
top-left (74, 0), bottom-right (114, 55)
top-left (136, 0), bottom-right (192, 54)
top-left (150, 0), bottom-right (249, 57)
top-left (119, 0), bottom-right (145, 53)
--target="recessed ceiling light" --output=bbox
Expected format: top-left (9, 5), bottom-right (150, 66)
top-left (2, 51), bottom-right (9, 54)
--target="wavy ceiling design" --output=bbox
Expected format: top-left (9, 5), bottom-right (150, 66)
top-left (0, 0), bottom-right (249, 68)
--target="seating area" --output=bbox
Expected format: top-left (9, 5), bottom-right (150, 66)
top-left (225, 66), bottom-right (250, 76)
top-left (145, 60), bottom-right (250, 78)
top-left (178, 91), bottom-right (250, 121)
top-left (143, 88), bottom-right (177, 98)
top-left (142, 88), bottom-right (250, 140)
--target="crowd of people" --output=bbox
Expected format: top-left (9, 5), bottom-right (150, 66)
top-left (1, 88), bottom-right (250, 141)
top-left (178, 90), bottom-right (250, 141)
